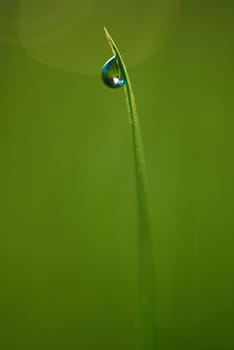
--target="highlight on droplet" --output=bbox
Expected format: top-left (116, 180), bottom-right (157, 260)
top-left (101, 56), bottom-right (126, 88)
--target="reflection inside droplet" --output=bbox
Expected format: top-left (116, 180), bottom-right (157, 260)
top-left (101, 56), bottom-right (125, 89)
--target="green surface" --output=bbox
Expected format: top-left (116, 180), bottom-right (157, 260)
top-left (1, 1), bottom-right (234, 350)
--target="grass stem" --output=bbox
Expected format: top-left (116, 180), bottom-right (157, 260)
top-left (104, 28), bottom-right (156, 350)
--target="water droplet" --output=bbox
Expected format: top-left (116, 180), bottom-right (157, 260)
top-left (101, 56), bottom-right (125, 88)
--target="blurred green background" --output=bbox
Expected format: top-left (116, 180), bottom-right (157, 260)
top-left (1, 1), bottom-right (234, 349)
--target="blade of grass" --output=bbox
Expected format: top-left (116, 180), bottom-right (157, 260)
top-left (103, 27), bottom-right (156, 350)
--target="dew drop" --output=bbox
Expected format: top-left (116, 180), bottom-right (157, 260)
top-left (101, 56), bottom-right (125, 88)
